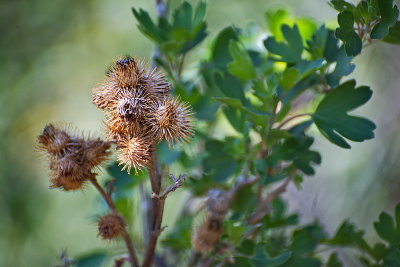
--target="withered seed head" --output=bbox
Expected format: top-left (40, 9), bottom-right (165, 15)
top-left (192, 216), bottom-right (223, 254)
top-left (117, 135), bottom-right (152, 173)
top-left (116, 88), bottom-right (151, 119)
top-left (107, 56), bottom-right (142, 89)
top-left (38, 124), bottom-right (111, 191)
top-left (97, 213), bottom-right (126, 240)
top-left (148, 98), bottom-right (193, 145)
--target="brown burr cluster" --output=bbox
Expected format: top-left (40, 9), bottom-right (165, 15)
top-left (93, 56), bottom-right (193, 172)
top-left (97, 213), bottom-right (126, 240)
top-left (37, 124), bottom-right (111, 191)
top-left (192, 189), bottom-right (232, 253)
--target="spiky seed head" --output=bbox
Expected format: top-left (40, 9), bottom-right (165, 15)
top-left (50, 174), bottom-right (90, 191)
top-left (104, 113), bottom-right (144, 143)
top-left (107, 56), bottom-right (142, 89)
top-left (97, 214), bottom-right (126, 240)
top-left (116, 135), bottom-right (152, 173)
top-left (38, 124), bottom-right (111, 191)
top-left (116, 88), bottom-right (150, 119)
top-left (148, 98), bottom-right (193, 145)
top-left (38, 124), bottom-right (71, 155)
top-left (192, 217), bottom-right (223, 254)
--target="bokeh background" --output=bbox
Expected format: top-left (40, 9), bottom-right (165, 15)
top-left (1, 0), bottom-right (400, 266)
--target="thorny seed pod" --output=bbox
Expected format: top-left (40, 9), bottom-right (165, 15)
top-left (37, 124), bottom-right (111, 191)
top-left (93, 56), bottom-right (170, 113)
top-left (97, 213), bottom-right (126, 240)
top-left (206, 189), bottom-right (232, 221)
top-left (107, 56), bottom-right (143, 89)
top-left (147, 98), bottom-right (193, 145)
top-left (192, 216), bottom-right (223, 254)
top-left (116, 135), bottom-right (152, 173)
top-left (116, 89), bottom-right (151, 119)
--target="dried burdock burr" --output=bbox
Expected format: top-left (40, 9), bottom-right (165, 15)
top-left (192, 216), bottom-right (223, 254)
top-left (93, 56), bottom-right (170, 113)
top-left (97, 213), bottom-right (127, 240)
top-left (93, 55), bottom-right (194, 173)
top-left (116, 135), bottom-right (152, 173)
top-left (147, 98), bottom-right (193, 145)
top-left (37, 124), bottom-right (111, 191)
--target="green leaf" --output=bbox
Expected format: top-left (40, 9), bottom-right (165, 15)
top-left (383, 21), bottom-right (400, 44)
top-left (215, 97), bottom-right (271, 117)
top-left (374, 211), bottom-right (400, 245)
top-left (211, 27), bottom-right (239, 70)
top-left (371, 0), bottom-right (399, 39)
top-left (214, 72), bottom-right (245, 101)
top-left (250, 245), bottom-right (292, 267)
top-left (132, 8), bottom-right (163, 44)
top-left (329, 0), bottom-right (355, 12)
top-left (327, 253), bottom-right (343, 267)
top-left (162, 214), bottom-right (193, 250)
top-left (227, 40), bottom-right (256, 79)
top-left (296, 59), bottom-right (324, 79)
top-left (264, 24), bottom-right (303, 62)
top-left (280, 68), bottom-right (299, 91)
top-left (312, 80), bottom-right (376, 148)
top-left (268, 136), bottom-right (321, 175)
top-left (328, 220), bottom-right (371, 253)
top-left (335, 11), bottom-right (362, 56)
top-left (326, 48), bottom-right (355, 87)
top-left (290, 224), bottom-right (326, 255)
top-left (202, 139), bottom-right (238, 182)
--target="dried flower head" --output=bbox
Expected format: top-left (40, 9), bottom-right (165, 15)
top-left (97, 213), bottom-right (126, 240)
top-left (38, 124), bottom-right (111, 190)
top-left (93, 56), bottom-right (170, 113)
top-left (192, 216), bottom-right (223, 254)
top-left (147, 98), bottom-right (193, 145)
top-left (107, 56), bottom-right (143, 89)
top-left (116, 135), bottom-right (152, 173)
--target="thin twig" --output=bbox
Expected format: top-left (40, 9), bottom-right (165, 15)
top-left (90, 177), bottom-right (139, 267)
top-left (143, 145), bottom-right (164, 267)
top-left (152, 174), bottom-right (186, 199)
top-left (276, 113), bottom-right (311, 129)
top-left (247, 174), bottom-right (294, 226)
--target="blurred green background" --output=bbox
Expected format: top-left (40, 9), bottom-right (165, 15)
top-left (1, 0), bottom-right (399, 266)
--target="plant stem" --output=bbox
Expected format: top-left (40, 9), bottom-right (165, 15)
top-left (142, 144), bottom-right (164, 267)
top-left (276, 113), bottom-right (311, 129)
top-left (90, 177), bottom-right (139, 267)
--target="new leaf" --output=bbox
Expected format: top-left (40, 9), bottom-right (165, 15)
top-left (312, 80), bottom-right (376, 148)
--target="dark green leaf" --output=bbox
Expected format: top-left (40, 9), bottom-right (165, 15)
top-left (211, 27), bottom-right (239, 70)
top-left (312, 80), bottom-right (376, 148)
top-left (264, 24), bottom-right (303, 62)
top-left (383, 21), bottom-right (400, 44)
top-left (335, 11), bottom-right (362, 56)
top-left (250, 245), bottom-right (292, 267)
top-left (371, 0), bottom-right (399, 39)
top-left (374, 211), bottom-right (400, 245)
top-left (327, 253), bottom-right (343, 267)
top-left (227, 40), bottom-right (256, 79)
top-left (326, 48), bottom-right (355, 87)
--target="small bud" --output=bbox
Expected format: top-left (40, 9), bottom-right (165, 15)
top-left (97, 214), bottom-right (126, 240)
